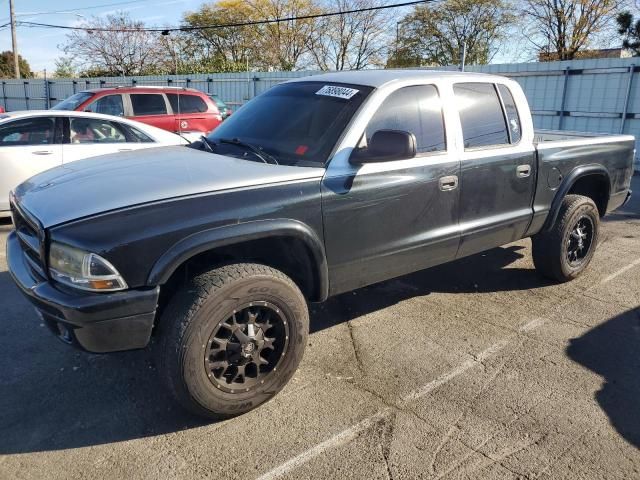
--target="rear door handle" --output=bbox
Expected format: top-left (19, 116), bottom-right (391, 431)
top-left (439, 175), bottom-right (458, 191)
top-left (32, 150), bottom-right (53, 155)
top-left (516, 165), bottom-right (531, 178)
top-left (118, 148), bottom-right (133, 152)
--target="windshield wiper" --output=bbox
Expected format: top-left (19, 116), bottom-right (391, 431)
top-left (199, 136), bottom-right (215, 153)
top-left (217, 138), bottom-right (279, 165)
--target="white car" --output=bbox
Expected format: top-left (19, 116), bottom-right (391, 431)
top-left (0, 110), bottom-right (188, 217)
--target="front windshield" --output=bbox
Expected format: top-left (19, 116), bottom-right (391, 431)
top-left (52, 92), bottom-right (94, 110)
top-left (206, 81), bottom-right (372, 166)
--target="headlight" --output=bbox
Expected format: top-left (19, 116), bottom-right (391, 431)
top-left (48, 242), bottom-right (127, 292)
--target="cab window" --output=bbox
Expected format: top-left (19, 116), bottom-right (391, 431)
top-left (85, 94), bottom-right (124, 117)
top-left (69, 117), bottom-right (127, 144)
top-left (130, 94), bottom-right (167, 116)
top-left (453, 83), bottom-right (509, 149)
top-left (365, 85), bottom-right (446, 154)
top-left (0, 117), bottom-right (56, 146)
top-left (497, 84), bottom-right (521, 144)
top-left (166, 93), bottom-right (208, 114)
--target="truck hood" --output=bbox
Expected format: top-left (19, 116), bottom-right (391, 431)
top-left (13, 146), bottom-right (325, 228)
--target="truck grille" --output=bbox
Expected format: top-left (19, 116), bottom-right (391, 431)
top-left (10, 201), bottom-right (46, 280)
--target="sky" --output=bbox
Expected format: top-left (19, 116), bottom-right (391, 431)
top-left (0, 0), bottom-right (202, 73)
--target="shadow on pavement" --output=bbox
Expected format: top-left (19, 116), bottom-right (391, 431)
top-left (0, 242), bottom-right (548, 454)
top-left (0, 270), bottom-right (211, 455)
top-left (311, 243), bottom-right (552, 333)
top-left (567, 307), bottom-right (640, 448)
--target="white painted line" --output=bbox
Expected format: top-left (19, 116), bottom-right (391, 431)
top-left (255, 408), bottom-right (392, 480)
top-left (255, 315), bottom-right (555, 480)
top-left (600, 257), bottom-right (640, 284)
top-left (519, 318), bottom-right (548, 333)
top-left (401, 339), bottom-right (509, 404)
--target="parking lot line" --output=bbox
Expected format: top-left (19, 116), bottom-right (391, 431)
top-left (600, 256), bottom-right (640, 284)
top-left (255, 408), bottom-right (392, 480)
top-left (256, 318), bottom-right (547, 480)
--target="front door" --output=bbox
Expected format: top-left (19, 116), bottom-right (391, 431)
top-left (453, 82), bottom-right (536, 258)
top-left (0, 116), bottom-right (63, 211)
top-left (322, 84), bottom-right (461, 295)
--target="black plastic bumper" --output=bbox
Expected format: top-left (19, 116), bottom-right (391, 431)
top-left (6, 231), bottom-right (159, 353)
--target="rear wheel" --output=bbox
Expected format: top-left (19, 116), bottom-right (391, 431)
top-left (157, 263), bottom-right (308, 419)
top-left (532, 194), bottom-right (600, 282)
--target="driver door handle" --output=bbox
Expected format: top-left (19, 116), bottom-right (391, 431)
top-left (516, 165), bottom-right (531, 178)
top-left (439, 175), bottom-right (458, 191)
top-left (32, 150), bottom-right (53, 155)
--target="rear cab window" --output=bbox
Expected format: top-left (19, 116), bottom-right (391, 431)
top-left (453, 83), bottom-right (509, 149)
top-left (497, 84), bottom-right (521, 144)
top-left (130, 94), bottom-right (168, 116)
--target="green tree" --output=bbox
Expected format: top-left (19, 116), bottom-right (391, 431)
top-left (0, 51), bottom-right (33, 78)
top-left (182, 0), bottom-right (258, 72)
top-left (53, 57), bottom-right (76, 78)
top-left (617, 11), bottom-right (640, 56)
top-left (388, 0), bottom-right (514, 68)
top-left (182, 0), bottom-right (319, 71)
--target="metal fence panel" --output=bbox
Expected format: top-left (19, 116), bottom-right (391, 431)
top-left (0, 58), bottom-right (638, 170)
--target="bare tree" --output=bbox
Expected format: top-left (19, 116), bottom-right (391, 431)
top-left (522, 0), bottom-right (626, 60)
top-left (62, 13), bottom-right (169, 76)
top-left (390, 0), bottom-right (514, 67)
top-left (307, 0), bottom-right (392, 70)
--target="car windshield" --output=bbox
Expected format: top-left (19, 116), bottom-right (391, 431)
top-left (206, 81), bottom-right (372, 166)
top-left (52, 92), bottom-right (94, 110)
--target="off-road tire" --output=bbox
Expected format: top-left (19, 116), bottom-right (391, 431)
top-left (532, 194), bottom-right (600, 282)
top-left (157, 263), bottom-right (309, 419)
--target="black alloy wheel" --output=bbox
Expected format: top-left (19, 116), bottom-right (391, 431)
top-left (205, 302), bottom-right (289, 393)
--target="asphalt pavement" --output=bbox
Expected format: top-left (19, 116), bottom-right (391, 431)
top-left (1, 176), bottom-right (639, 479)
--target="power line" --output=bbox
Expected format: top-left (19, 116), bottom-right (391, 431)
top-left (0, 1), bottom-right (154, 28)
top-left (16, 0), bottom-right (437, 33)
top-left (15, 0), bottom-right (153, 17)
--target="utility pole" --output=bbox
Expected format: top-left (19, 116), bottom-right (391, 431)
top-left (9, 0), bottom-right (20, 78)
top-left (459, 40), bottom-right (467, 72)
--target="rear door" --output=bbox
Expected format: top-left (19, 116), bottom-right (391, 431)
top-left (453, 82), bottom-right (536, 258)
top-left (127, 93), bottom-right (174, 131)
top-left (166, 93), bottom-right (219, 134)
top-left (62, 116), bottom-right (140, 163)
top-left (0, 116), bottom-right (63, 211)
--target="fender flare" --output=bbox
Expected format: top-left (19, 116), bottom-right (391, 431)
top-left (542, 164), bottom-right (610, 232)
top-left (147, 219), bottom-right (329, 301)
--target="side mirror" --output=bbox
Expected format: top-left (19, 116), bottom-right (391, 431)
top-left (350, 129), bottom-right (416, 164)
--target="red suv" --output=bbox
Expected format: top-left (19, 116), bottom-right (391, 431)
top-left (52, 86), bottom-right (223, 139)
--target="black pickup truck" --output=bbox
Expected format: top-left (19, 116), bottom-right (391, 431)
top-left (7, 71), bottom-right (635, 418)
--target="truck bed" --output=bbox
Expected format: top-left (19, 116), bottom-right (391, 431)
top-left (533, 129), bottom-right (635, 146)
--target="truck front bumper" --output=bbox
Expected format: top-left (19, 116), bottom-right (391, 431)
top-left (7, 231), bottom-right (159, 353)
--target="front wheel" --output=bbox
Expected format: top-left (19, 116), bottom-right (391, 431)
top-left (532, 194), bottom-right (600, 282)
top-left (157, 263), bottom-right (309, 419)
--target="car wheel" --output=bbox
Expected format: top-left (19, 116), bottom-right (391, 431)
top-left (157, 263), bottom-right (309, 419)
top-left (532, 194), bottom-right (600, 282)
